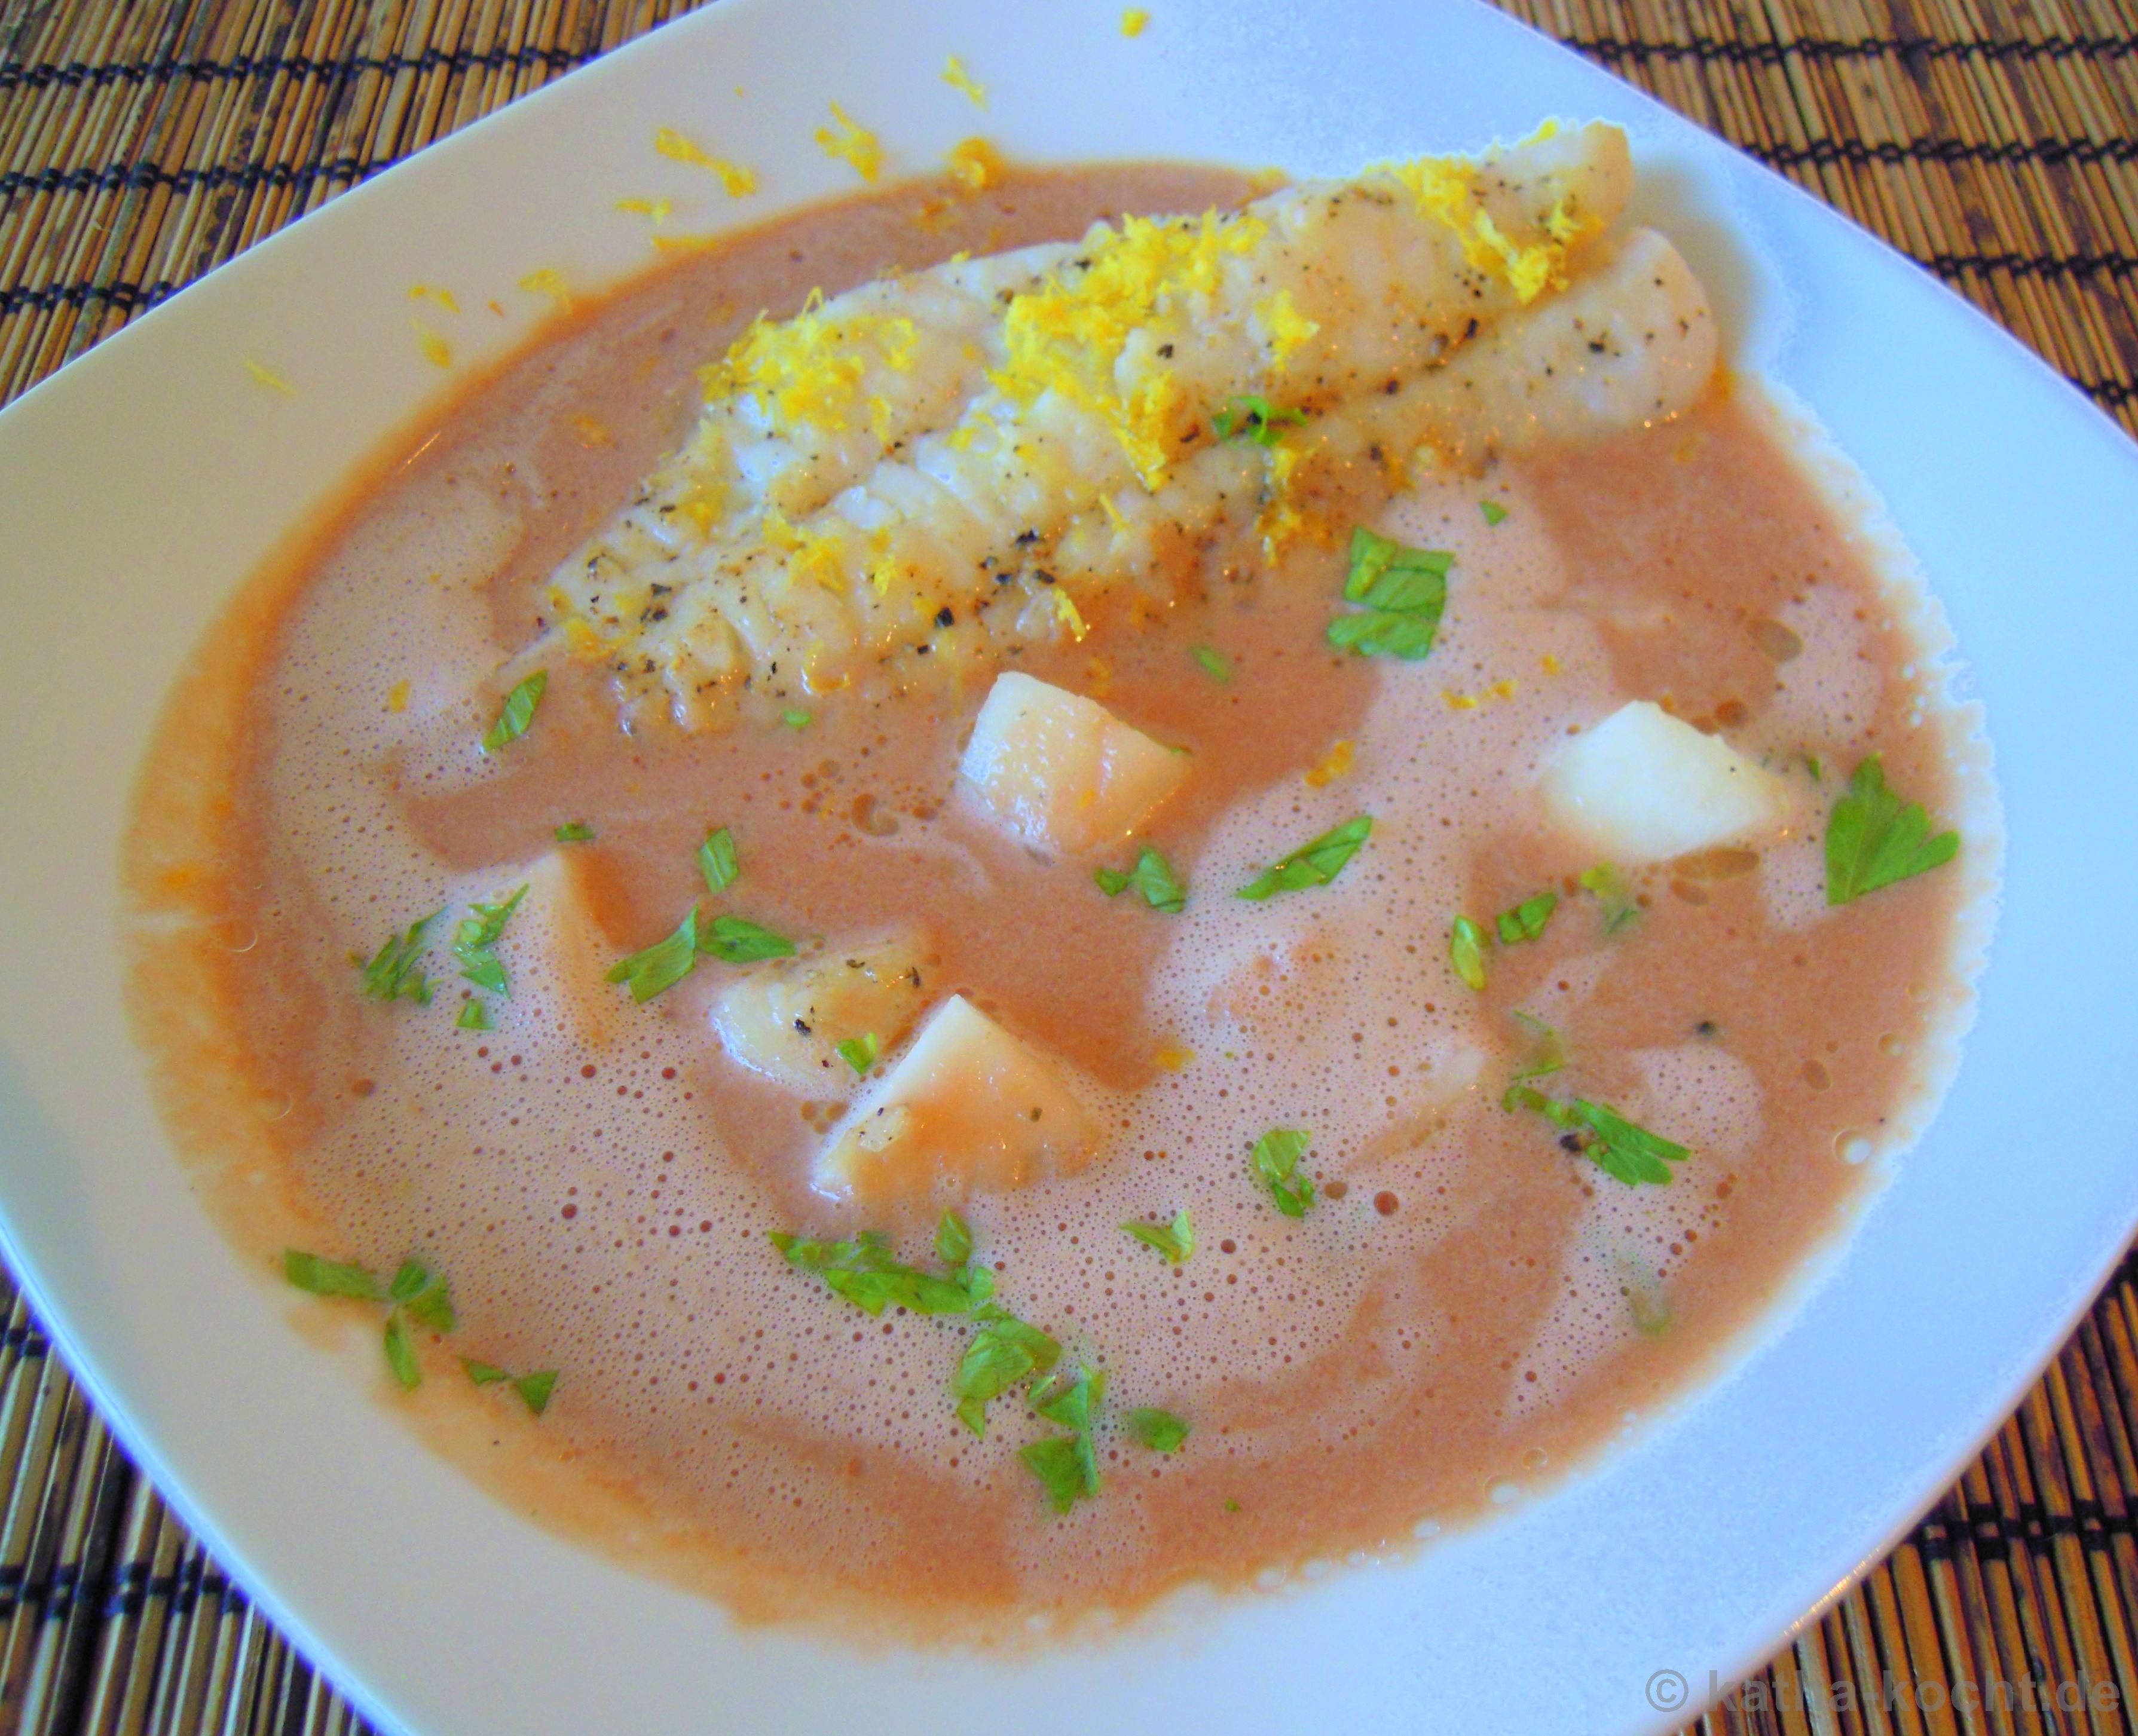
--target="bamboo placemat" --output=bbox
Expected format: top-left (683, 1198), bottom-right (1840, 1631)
top-left (2, 1), bottom-right (2135, 1730)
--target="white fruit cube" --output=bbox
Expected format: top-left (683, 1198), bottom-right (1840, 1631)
top-left (1540, 700), bottom-right (1790, 865)
top-left (958, 672), bottom-right (1188, 857)
top-left (516, 852), bottom-right (629, 1049)
top-left (813, 995), bottom-right (1097, 1202)
top-left (711, 933), bottom-right (929, 1095)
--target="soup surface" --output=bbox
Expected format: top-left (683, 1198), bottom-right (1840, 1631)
top-left (127, 156), bottom-right (1986, 1640)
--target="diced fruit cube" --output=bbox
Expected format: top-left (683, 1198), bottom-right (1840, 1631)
top-left (958, 672), bottom-right (1188, 857)
top-left (516, 852), bottom-right (629, 1049)
top-left (1540, 700), bottom-right (1790, 865)
top-left (813, 995), bottom-right (1097, 1202)
top-left (711, 932), bottom-right (929, 1095)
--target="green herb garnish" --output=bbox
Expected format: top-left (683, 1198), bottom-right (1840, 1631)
top-left (353, 910), bottom-right (440, 1004)
top-left (1825, 755), bottom-right (1959, 905)
top-left (1093, 847), bottom-right (1187, 914)
top-left (1250, 1127), bottom-right (1315, 1217)
top-left (953, 1311), bottom-right (1062, 1437)
top-left (1449, 916), bottom-right (1488, 990)
top-left (1021, 1366), bottom-right (1103, 1513)
top-left (935, 1211), bottom-right (973, 1269)
top-left (781, 708), bottom-right (813, 729)
top-left (836, 1031), bottom-right (880, 1075)
top-left (383, 1312), bottom-right (420, 1389)
top-left (455, 999), bottom-right (493, 1031)
top-left (700, 914), bottom-right (796, 963)
top-left (1508, 1010), bottom-right (1565, 1083)
top-left (453, 884), bottom-right (527, 994)
top-left (1481, 500), bottom-right (1509, 526)
top-left (513, 1369), bottom-right (559, 1416)
top-left (1326, 527), bottom-right (1451, 660)
top-left (481, 670), bottom-right (547, 752)
top-left (1213, 394), bottom-right (1304, 446)
top-left (1127, 1407), bottom-right (1189, 1453)
top-left (1121, 1210), bottom-right (1194, 1264)
top-left (1234, 815), bottom-right (1371, 902)
top-left (768, 1229), bottom-right (980, 1317)
top-left (605, 908), bottom-right (701, 1002)
top-left (1579, 862), bottom-right (1640, 934)
top-left (1494, 890), bottom-right (1558, 945)
top-left (699, 826), bottom-right (740, 895)
top-left (377, 1257), bottom-right (454, 1391)
top-left (1504, 1086), bottom-right (1690, 1187)
top-left (283, 1250), bottom-right (386, 1301)
top-left (553, 820), bottom-right (595, 842)
top-left (1191, 645), bottom-right (1232, 682)
top-left (460, 1357), bottom-right (558, 1416)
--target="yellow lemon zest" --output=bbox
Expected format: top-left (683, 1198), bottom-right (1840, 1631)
top-left (654, 128), bottom-right (757, 195)
top-left (1383, 154), bottom-right (1570, 305)
top-left (1054, 591), bottom-right (1088, 641)
top-left (518, 268), bottom-right (572, 311)
top-left (1305, 739), bottom-right (1354, 788)
top-left (243, 359), bottom-right (295, 395)
top-left (815, 104), bottom-right (883, 182)
top-left (1121, 8), bottom-right (1150, 36)
top-left (946, 136), bottom-right (1007, 193)
top-left (704, 294), bottom-right (918, 434)
top-left (385, 679), bottom-right (411, 714)
top-left (616, 196), bottom-right (674, 222)
top-left (941, 56), bottom-right (987, 106)
top-left (406, 284), bottom-right (459, 313)
top-left (411, 322), bottom-right (452, 369)
top-left (1154, 1045), bottom-right (1194, 1071)
top-left (1256, 288), bottom-right (1320, 369)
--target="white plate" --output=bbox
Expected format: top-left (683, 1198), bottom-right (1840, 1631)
top-left (0, 1), bottom-right (2132, 1731)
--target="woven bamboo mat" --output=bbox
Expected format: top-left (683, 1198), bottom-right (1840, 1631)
top-left (2, 1), bottom-right (2135, 1730)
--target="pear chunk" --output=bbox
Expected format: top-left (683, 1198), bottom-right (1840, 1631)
top-left (513, 852), bottom-right (629, 1049)
top-left (813, 995), bottom-right (1097, 1203)
top-left (1541, 701), bottom-right (1790, 865)
top-left (958, 672), bottom-right (1188, 857)
top-left (711, 933), bottom-right (929, 1096)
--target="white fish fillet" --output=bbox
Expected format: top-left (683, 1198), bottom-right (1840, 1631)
top-left (535, 121), bottom-right (1715, 731)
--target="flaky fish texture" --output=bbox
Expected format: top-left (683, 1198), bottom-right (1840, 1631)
top-left (536, 121), bottom-right (1715, 730)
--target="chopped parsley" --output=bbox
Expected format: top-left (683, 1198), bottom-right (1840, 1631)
top-left (768, 1227), bottom-right (984, 1317)
top-left (1449, 916), bottom-right (1487, 990)
top-left (455, 998), bottom-right (493, 1031)
top-left (781, 708), bottom-right (813, 730)
top-left (1093, 847), bottom-right (1187, 913)
top-left (953, 1311), bottom-right (1062, 1437)
top-left (453, 884), bottom-right (527, 994)
top-left (389, 1257), bottom-right (455, 1333)
top-left (1579, 862), bottom-right (1640, 934)
top-left (700, 913), bottom-right (796, 963)
top-left (1212, 394), bottom-right (1303, 446)
top-left (353, 910), bottom-right (440, 1004)
top-left (1495, 890), bottom-right (1558, 945)
top-left (605, 908), bottom-right (701, 1002)
top-left (1121, 1210), bottom-right (1194, 1264)
top-left (283, 1250), bottom-right (386, 1301)
top-left (1326, 528), bottom-right (1451, 660)
top-left (1504, 1086), bottom-right (1690, 1187)
top-left (1250, 1127), bottom-right (1316, 1217)
top-left (1021, 1365), bottom-right (1103, 1513)
top-left (1508, 1010), bottom-right (1565, 1083)
top-left (836, 1031), bottom-right (880, 1075)
top-left (383, 1312), bottom-right (420, 1389)
top-left (935, 1210), bottom-right (974, 1269)
top-left (1825, 755), bottom-right (1959, 905)
top-left (698, 826), bottom-right (739, 895)
top-left (1481, 500), bottom-right (1509, 526)
top-left (1234, 815), bottom-right (1372, 902)
top-left (480, 670), bottom-right (547, 752)
top-left (553, 820), bottom-right (596, 843)
top-left (1127, 1407), bottom-right (1189, 1453)
top-left (460, 1357), bottom-right (559, 1416)
top-left (1191, 645), bottom-right (1232, 682)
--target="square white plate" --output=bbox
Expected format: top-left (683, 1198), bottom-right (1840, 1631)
top-left (1, 2), bottom-right (2134, 1731)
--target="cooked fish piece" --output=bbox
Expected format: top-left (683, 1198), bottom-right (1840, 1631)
top-left (537, 121), bottom-right (1708, 731)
